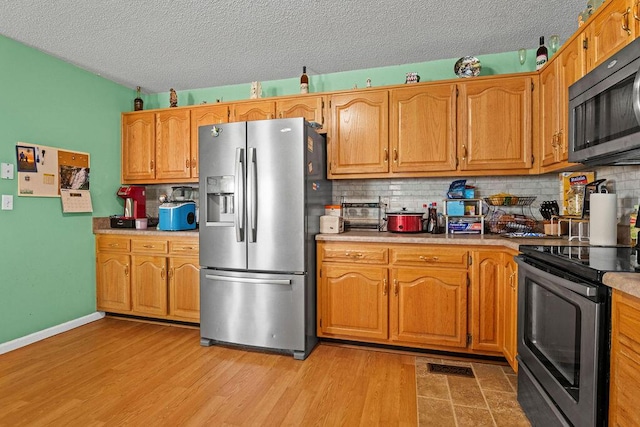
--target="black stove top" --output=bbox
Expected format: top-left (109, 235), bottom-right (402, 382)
top-left (519, 245), bottom-right (640, 282)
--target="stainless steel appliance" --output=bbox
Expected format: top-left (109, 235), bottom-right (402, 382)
top-left (568, 37), bottom-right (640, 166)
top-left (515, 245), bottom-right (640, 426)
top-left (198, 118), bottom-right (331, 360)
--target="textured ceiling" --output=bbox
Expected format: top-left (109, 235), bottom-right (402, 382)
top-left (1, 0), bottom-right (586, 93)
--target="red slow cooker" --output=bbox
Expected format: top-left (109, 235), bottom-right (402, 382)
top-left (386, 211), bottom-right (425, 233)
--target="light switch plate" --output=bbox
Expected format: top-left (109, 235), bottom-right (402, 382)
top-left (2, 195), bottom-right (13, 210)
top-left (1, 163), bottom-right (14, 180)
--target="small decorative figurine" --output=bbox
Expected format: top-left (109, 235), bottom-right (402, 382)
top-left (250, 81), bottom-right (262, 99)
top-left (169, 88), bottom-right (178, 107)
top-left (405, 72), bottom-right (420, 84)
top-left (366, 78), bottom-right (372, 88)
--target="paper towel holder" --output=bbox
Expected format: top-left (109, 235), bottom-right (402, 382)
top-left (582, 179), bottom-right (607, 218)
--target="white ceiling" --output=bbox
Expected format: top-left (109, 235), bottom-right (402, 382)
top-left (1, 0), bottom-right (586, 94)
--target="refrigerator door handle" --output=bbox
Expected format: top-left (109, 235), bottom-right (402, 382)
top-left (248, 147), bottom-right (258, 243)
top-left (205, 274), bottom-right (291, 286)
top-left (235, 148), bottom-right (245, 242)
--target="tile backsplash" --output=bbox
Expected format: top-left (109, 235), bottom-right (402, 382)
top-left (144, 165), bottom-right (640, 225)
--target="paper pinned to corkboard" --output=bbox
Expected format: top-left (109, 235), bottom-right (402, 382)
top-left (16, 143), bottom-right (90, 198)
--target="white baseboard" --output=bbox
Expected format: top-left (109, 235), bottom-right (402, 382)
top-left (0, 312), bottom-right (105, 355)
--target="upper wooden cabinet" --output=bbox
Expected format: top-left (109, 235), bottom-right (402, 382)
top-left (122, 108), bottom-right (198, 184)
top-left (458, 76), bottom-right (534, 172)
top-left (276, 95), bottom-right (327, 133)
top-left (121, 112), bottom-right (156, 182)
top-left (155, 109), bottom-right (192, 180)
top-left (389, 84), bottom-right (457, 173)
top-left (584, 0), bottom-right (638, 71)
top-left (230, 100), bottom-right (275, 122)
top-left (190, 104), bottom-right (229, 179)
top-left (328, 89), bottom-right (389, 177)
top-left (539, 36), bottom-right (585, 172)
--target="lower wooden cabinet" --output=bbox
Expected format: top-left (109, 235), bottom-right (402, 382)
top-left (96, 234), bottom-right (200, 323)
top-left (317, 241), bottom-right (518, 359)
top-left (609, 289), bottom-right (640, 426)
top-left (501, 252), bottom-right (518, 372)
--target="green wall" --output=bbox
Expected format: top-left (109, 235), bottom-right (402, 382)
top-left (145, 49), bottom-right (538, 109)
top-left (0, 35), bottom-right (131, 343)
top-left (0, 34), bottom-right (542, 344)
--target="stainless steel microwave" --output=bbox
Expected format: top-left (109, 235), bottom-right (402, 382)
top-left (568, 37), bottom-right (640, 166)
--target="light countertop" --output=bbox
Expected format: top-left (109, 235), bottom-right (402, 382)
top-left (92, 217), bottom-right (198, 238)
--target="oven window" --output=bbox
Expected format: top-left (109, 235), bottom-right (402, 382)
top-left (574, 73), bottom-right (640, 150)
top-left (524, 279), bottom-right (580, 399)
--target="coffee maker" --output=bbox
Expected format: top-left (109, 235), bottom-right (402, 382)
top-left (110, 185), bottom-right (146, 228)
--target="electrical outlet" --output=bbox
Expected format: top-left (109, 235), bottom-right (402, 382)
top-left (1, 163), bottom-right (14, 180)
top-left (2, 195), bottom-right (13, 210)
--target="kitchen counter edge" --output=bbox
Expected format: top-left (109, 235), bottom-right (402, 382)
top-left (92, 217), bottom-right (198, 237)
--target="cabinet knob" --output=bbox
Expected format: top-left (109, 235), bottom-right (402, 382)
top-left (393, 149), bottom-right (398, 162)
top-left (384, 149), bottom-right (389, 162)
top-left (161, 268), bottom-right (166, 279)
top-left (383, 278), bottom-right (388, 296)
top-left (634, 1), bottom-right (639, 22)
top-left (461, 145), bottom-right (468, 161)
top-left (394, 279), bottom-right (399, 296)
top-left (125, 265), bottom-right (129, 276)
top-left (419, 255), bottom-right (439, 262)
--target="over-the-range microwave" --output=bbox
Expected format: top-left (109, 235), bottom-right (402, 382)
top-left (568, 37), bottom-right (640, 166)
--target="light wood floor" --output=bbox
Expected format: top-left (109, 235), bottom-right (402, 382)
top-left (0, 317), bottom-right (418, 426)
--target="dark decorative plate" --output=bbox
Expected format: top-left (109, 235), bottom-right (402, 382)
top-left (454, 56), bottom-right (481, 78)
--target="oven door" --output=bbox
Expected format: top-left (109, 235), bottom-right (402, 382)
top-left (515, 256), bottom-right (609, 427)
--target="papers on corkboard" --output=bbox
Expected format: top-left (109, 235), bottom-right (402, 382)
top-left (16, 143), bottom-right (91, 203)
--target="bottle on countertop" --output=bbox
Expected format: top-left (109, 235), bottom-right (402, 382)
top-left (536, 36), bottom-right (548, 70)
top-left (134, 86), bottom-right (144, 111)
top-left (428, 203), bottom-right (440, 234)
top-left (300, 66), bottom-right (309, 94)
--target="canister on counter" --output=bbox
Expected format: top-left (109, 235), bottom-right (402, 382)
top-left (324, 205), bottom-right (342, 217)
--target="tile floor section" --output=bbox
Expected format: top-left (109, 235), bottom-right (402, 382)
top-left (416, 357), bottom-right (530, 427)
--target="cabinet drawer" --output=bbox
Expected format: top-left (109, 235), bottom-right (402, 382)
top-left (321, 244), bottom-right (388, 264)
top-left (169, 239), bottom-right (199, 256)
top-left (131, 238), bottom-right (168, 254)
top-left (390, 246), bottom-right (468, 268)
top-left (96, 235), bottom-right (130, 253)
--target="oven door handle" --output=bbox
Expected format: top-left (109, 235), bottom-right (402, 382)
top-left (515, 257), bottom-right (597, 297)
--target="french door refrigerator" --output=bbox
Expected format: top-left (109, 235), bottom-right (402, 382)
top-left (198, 118), bottom-right (331, 360)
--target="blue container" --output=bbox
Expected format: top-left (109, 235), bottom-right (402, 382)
top-left (158, 202), bottom-right (197, 231)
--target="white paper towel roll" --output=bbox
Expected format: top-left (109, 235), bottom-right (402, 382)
top-left (589, 193), bottom-right (617, 246)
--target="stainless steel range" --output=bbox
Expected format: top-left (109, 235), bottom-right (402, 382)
top-left (515, 245), bottom-right (639, 426)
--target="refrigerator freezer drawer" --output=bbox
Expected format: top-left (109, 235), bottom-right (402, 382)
top-left (200, 269), bottom-right (314, 359)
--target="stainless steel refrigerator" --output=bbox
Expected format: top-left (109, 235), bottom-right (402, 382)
top-left (198, 118), bottom-right (331, 360)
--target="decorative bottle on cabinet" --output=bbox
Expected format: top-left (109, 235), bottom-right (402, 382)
top-left (300, 66), bottom-right (309, 94)
top-left (536, 36), bottom-right (548, 70)
top-left (134, 86), bottom-right (144, 111)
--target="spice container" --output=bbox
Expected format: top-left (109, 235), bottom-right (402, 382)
top-left (566, 184), bottom-right (585, 216)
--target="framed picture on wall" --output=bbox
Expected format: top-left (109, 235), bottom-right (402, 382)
top-left (16, 145), bottom-right (37, 172)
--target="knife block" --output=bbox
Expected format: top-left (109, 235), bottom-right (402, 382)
top-left (543, 220), bottom-right (568, 235)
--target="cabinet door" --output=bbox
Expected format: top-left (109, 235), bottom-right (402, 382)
top-left (458, 76), bottom-right (533, 171)
top-left (328, 90), bottom-right (389, 176)
top-left (539, 60), bottom-right (561, 168)
top-left (156, 109), bottom-right (192, 180)
top-left (96, 253), bottom-right (130, 312)
top-left (586, 0), bottom-right (636, 71)
top-left (501, 256), bottom-right (518, 372)
top-left (319, 264), bottom-right (388, 340)
top-left (276, 96), bottom-right (327, 133)
top-left (389, 267), bottom-right (468, 348)
top-left (169, 256), bottom-right (200, 321)
top-left (470, 251), bottom-right (502, 353)
top-left (609, 290), bottom-right (640, 426)
top-left (121, 112), bottom-right (156, 182)
top-left (131, 255), bottom-right (168, 316)
top-left (190, 104), bottom-right (229, 179)
top-left (390, 84), bottom-right (457, 172)
top-left (557, 36), bottom-right (586, 162)
top-left (231, 100), bottom-right (275, 122)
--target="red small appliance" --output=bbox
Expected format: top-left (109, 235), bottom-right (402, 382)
top-left (111, 185), bottom-right (146, 228)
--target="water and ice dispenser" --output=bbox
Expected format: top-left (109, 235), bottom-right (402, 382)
top-left (205, 175), bottom-right (235, 225)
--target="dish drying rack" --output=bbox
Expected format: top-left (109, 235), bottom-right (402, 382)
top-left (484, 196), bottom-right (540, 234)
top-left (340, 196), bottom-right (386, 231)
